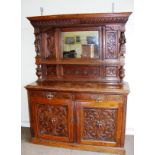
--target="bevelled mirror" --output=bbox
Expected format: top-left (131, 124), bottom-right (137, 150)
top-left (61, 31), bottom-right (100, 59)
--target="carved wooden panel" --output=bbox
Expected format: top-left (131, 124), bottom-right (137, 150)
top-left (76, 101), bottom-right (124, 146)
top-left (41, 31), bottom-right (56, 60)
top-left (105, 66), bottom-right (118, 77)
top-left (34, 28), bottom-right (41, 57)
top-left (63, 65), bottom-right (100, 78)
top-left (82, 108), bottom-right (117, 141)
top-left (45, 65), bottom-right (57, 79)
top-left (105, 31), bottom-right (118, 59)
top-left (36, 104), bottom-right (68, 137)
top-left (46, 31), bottom-right (55, 59)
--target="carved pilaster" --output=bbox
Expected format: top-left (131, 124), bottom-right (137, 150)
top-left (119, 31), bottom-right (126, 56)
top-left (36, 64), bottom-right (42, 80)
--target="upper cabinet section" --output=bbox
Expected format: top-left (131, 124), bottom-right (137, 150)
top-left (27, 13), bottom-right (131, 82)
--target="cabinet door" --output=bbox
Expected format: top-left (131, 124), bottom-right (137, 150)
top-left (34, 99), bottom-right (73, 142)
top-left (76, 101), bottom-right (123, 147)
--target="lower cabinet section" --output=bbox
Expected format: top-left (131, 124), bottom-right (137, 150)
top-left (28, 90), bottom-right (126, 148)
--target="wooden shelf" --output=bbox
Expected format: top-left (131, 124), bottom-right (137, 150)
top-left (38, 59), bottom-right (124, 66)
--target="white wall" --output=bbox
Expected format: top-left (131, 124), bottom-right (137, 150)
top-left (21, 0), bottom-right (134, 134)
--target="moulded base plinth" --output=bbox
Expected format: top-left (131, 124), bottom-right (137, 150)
top-left (31, 138), bottom-right (126, 155)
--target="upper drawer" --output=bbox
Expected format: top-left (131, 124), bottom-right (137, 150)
top-left (75, 93), bottom-right (123, 102)
top-left (29, 91), bottom-right (72, 100)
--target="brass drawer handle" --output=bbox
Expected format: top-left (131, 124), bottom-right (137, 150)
top-left (96, 96), bottom-right (105, 102)
top-left (46, 93), bottom-right (54, 99)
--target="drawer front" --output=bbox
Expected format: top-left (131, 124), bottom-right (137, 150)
top-left (29, 90), bottom-right (72, 100)
top-left (76, 101), bottom-right (124, 147)
top-left (75, 93), bottom-right (123, 102)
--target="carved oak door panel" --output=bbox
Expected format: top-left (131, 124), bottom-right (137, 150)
top-left (41, 31), bottom-right (57, 61)
top-left (77, 101), bottom-right (123, 147)
top-left (34, 99), bottom-right (73, 142)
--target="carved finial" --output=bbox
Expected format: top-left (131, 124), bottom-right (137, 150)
top-left (112, 2), bottom-right (115, 13)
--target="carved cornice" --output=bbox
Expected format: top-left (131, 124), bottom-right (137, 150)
top-left (27, 12), bottom-right (132, 27)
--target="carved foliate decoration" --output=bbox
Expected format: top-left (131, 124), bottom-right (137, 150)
top-left (46, 31), bottom-right (55, 59)
top-left (106, 32), bottom-right (117, 59)
top-left (83, 108), bottom-right (117, 141)
top-left (119, 66), bottom-right (125, 80)
top-left (34, 28), bottom-right (41, 57)
top-left (30, 17), bottom-right (129, 27)
top-left (81, 17), bottom-right (129, 24)
top-left (105, 25), bottom-right (121, 31)
top-left (106, 67), bottom-right (117, 77)
top-left (37, 104), bottom-right (68, 137)
top-left (36, 65), bottom-right (42, 80)
top-left (119, 32), bottom-right (126, 56)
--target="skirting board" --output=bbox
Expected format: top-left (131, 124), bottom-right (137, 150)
top-left (21, 121), bottom-right (134, 135)
top-left (32, 137), bottom-right (125, 155)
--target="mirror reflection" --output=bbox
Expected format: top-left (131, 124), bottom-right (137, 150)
top-left (61, 31), bottom-right (99, 59)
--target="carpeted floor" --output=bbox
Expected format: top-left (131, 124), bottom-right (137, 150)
top-left (21, 127), bottom-right (134, 155)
